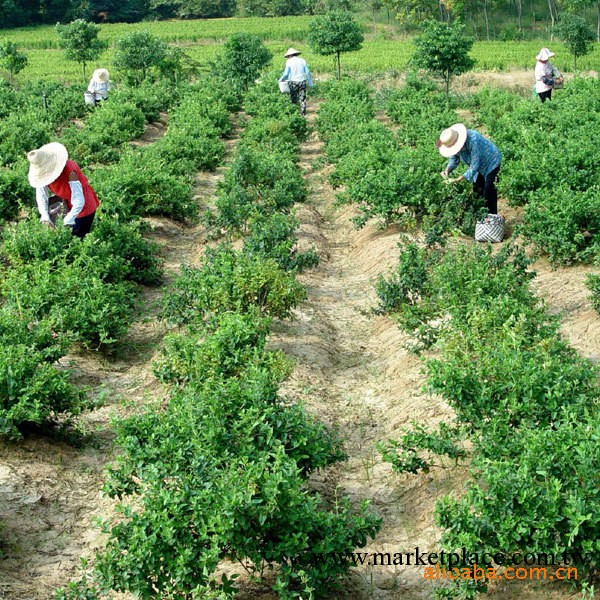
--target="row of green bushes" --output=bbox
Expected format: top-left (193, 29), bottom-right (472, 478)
top-left (316, 77), bottom-right (486, 240)
top-left (58, 75), bottom-right (380, 599)
top-left (469, 81), bottom-right (600, 265)
top-left (0, 79), bottom-right (179, 222)
top-left (0, 77), bottom-right (234, 439)
top-left (92, 79), bottom-right (234, 223)
top-left (377, 242), bottom-right (599, 597)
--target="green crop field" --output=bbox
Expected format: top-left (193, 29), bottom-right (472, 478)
top-left (2, 16), bottom-right (600, 84)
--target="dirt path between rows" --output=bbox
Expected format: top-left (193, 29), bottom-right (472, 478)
top-left (0, 122), bottom-right (238, 599)
top-left (264, 102), bottom-right (457, 599)
top-left (258, 101), bottom-right (596, 600)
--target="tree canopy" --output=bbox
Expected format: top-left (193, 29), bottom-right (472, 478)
top-left (412, 20), bottom-right (475, 98)
top-left (308, 10), bottom-right (364, 79)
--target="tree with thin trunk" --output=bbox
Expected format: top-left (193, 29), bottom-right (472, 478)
top-left (0, 40), bottom-right (27, 84)
top-left (412, 20), bottom-right (475, 100)
top-left (558, 13), bottom-right (595, 69)
top-left (56, 19), bottom-right (107, 83)
top-left (308, 10), bottom-right (363, 80)
top-left (114, 30), bottom-right (167, 86)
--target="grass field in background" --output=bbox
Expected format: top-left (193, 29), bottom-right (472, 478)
top-left (0, 16), bottom-right (314, 48)
top-left (1, 16), bottom-right (599, 84)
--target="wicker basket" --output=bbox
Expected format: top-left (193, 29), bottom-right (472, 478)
top-left (475, 213), bottom-right (505, 243)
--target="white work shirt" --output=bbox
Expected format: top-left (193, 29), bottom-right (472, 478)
top-left (36, 181), bottom-right (85, 226)
top-left (87, 79), bottom-right (110, 101)
top-left (280, 56), bottom-right (313, 85)
top-left (534, 61), bottom-right (557, 93)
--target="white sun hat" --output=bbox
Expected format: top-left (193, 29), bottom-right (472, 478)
top-left (536, 48), bottom-right (555, 61)
top-left (284, 48), bottom-right (301, 58)
top-left (437, 123), bottom-right (468, 158)
top-left (27, 142), bottom-right (68, 188)
top-left (92, 68), bottom-right (110, 82)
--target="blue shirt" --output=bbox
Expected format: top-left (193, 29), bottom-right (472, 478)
top-left (447, 130), bottom-right (501, 182)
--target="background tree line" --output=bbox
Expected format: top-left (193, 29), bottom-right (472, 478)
top-left (0, 0), bottom-right (350, 27)
top-left (0, 0), bottom-right (598, 43)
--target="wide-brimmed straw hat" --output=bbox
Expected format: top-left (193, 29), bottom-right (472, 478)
top-left (536, 48), bottom-right (555, 61)
top-left (92, 68), bottom-right (109, 82)
top-left (437, 123), bottom-right (467, 158)
top-left (27, 142), bottom-right (68, 188)
top-left (284, 47), bottom-right (301, 58)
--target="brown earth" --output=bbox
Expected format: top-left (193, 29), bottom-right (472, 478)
top-left (0, 79), bottom-right (598, 600)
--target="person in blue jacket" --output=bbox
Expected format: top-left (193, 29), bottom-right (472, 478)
top-left (437, 123), bottom-right (502, 214)
top-left (279, 48), bottom-right (313, 117)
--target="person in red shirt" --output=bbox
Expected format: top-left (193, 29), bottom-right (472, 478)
top-left (27, 142), bottom-right (99, 239)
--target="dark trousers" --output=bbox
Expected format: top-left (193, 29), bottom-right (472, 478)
top-left (72, 211), bottom-right (95, 239)
top-left (473, 166), bottom-right (500, 214)
top-left (538, 89), bottom-right (552, 103)
top-left (288, 81), bottom-right (307, 116)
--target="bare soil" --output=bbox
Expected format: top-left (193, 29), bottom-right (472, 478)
top-left (0, 82), bottom-right (598, 600)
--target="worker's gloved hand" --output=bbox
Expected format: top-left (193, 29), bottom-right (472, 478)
top-left (440, 171), bottom-right (448, 178)
top-left (41, 219), bottom-right (55, 228)
top-left (443, 178), bottom-right (457, 185)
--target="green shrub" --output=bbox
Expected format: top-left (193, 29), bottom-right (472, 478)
top-left (214, 147), bottom-right (306, 231)
top-left (385, 84), bottom-right (456, 146)
top-left (520, 187), bottom-right (600, 265)
top-left (378, 240), bottom-right (600, 599)
top-left (82, 216), bottom-right (163, 285)
top-left (1, 259), bottom-right (138, 348)
top-left (169, 90), bottom-right (232, 137)
top-left (110, 80), bottom-right (179, 123)
top-left (0, 109), bottom-right (51, 166)
top-left (378, 422), bottom-right (465, 474)
top-left (240, 117), bottom-right (300, 159)
top-left (1, 219), bottom-right (78, 265)
top-left (153, 310), bottom-right (289, 386)
top-left (61, 102), bottom-right (146, 165)
top-left (243, 212), bottom-right (319, 271)
top-left (0, 161), bottom-right (31, 222)
top-left (1, 216), bottom-right (162, 286)
top-left (92, 152), bottom-right (196, 222)
top-left (244, 77), bottom-right (308, 141)
top-left (436, 411), bottom-right (600, 594)
top-left (428, 306), bottom-right (597, 430)
top-left (152, 123), bottom-right (225, 172)
top-left (163, 245), bottom-right (306, 326)
top-left (98, 372), bottom-right (375, 598)
top-left (376, 243), bottom-right (536, 348)
top-left (0, 309), bottom-right (85, 439)
top-left (587, 274), bottom-right (600, 314)
top-left (0, 342), bottom-right (86, 439)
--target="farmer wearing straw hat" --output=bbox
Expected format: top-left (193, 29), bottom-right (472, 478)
top-left (534, 48), bottom-right (561, 103)
top-left (86, 68), bottom-right (111, 106)
top-left (27, 142), bottom-right (100, 239)
top-left (438, 124), bottom-right (502, 215)
top-left (279, 48), bottom-right (313, 117)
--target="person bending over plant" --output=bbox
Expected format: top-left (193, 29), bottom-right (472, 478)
top-left (27, 141), bottom-right (100, 239)
top-left (437, 123), bottom-right (501, 215)
top-left (85, 68), bottom-right (111, 106)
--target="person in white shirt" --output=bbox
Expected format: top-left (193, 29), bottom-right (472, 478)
top-left (85, 68), bottom-right (111, 106)
top-left (534, 48), bottom-right (561, 103)
top-left (27, 142), bottom-right (100, 239)
top-left (279, 48), bottom-right (313, 117)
